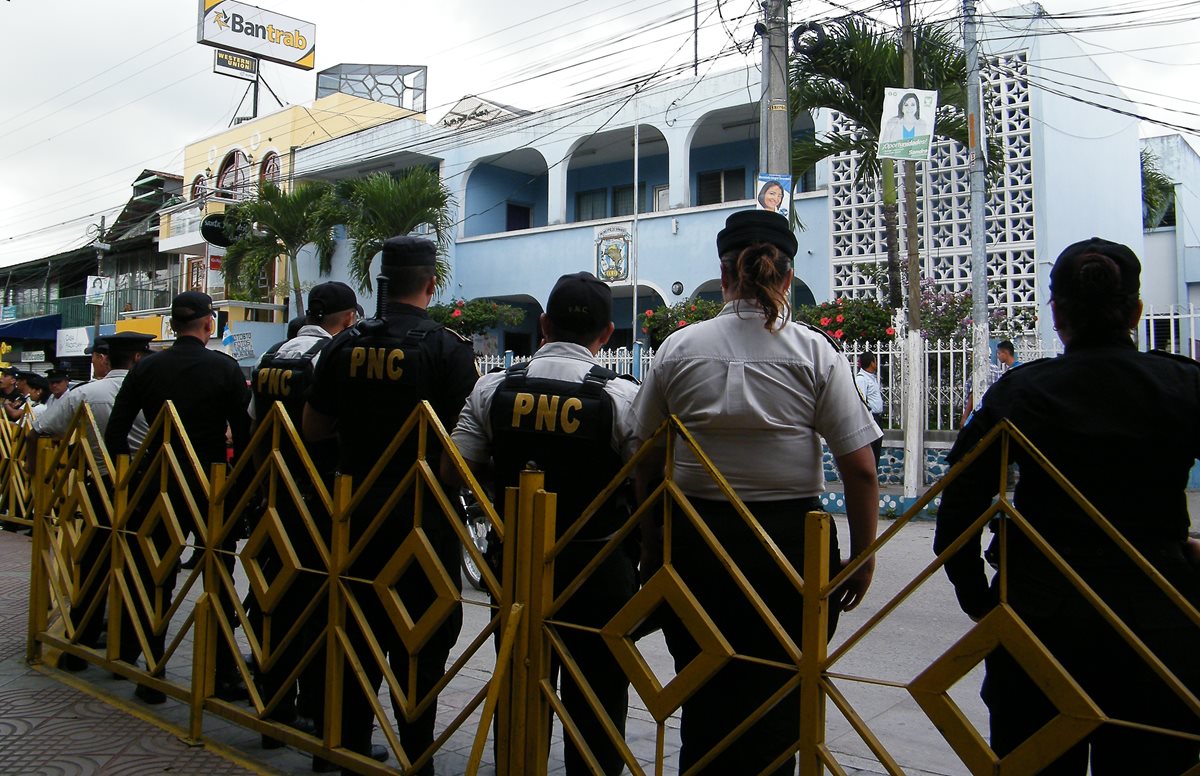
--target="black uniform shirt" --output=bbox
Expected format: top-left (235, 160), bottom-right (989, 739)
top-left (307, 304), bottom-right (478, 480)
top-left (105, 335), bottom-right (251, 467)
top-left (934, 341), bottom-right (1200, 618)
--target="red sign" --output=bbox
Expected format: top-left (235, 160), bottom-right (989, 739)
top-left (209, 254), bottom-right (223, 271)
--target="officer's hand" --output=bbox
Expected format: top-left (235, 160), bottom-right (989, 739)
top-left (834, 555), bottom-right (875, 612)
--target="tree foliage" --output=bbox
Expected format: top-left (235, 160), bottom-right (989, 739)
top-left (337, 168), bottom-right (455, 294)
top-left (1141, 147), bottom-right (1175, 229)
top-left (222, 181), bottom-right (343, 314)
top-left (789, 18), bottom-right (997, 310)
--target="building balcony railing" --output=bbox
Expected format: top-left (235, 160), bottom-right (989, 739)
top-left (4, 288), bottom-right (170, 330)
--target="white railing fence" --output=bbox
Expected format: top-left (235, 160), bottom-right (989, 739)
top-left (476, 308), bottom-right (1195, 433)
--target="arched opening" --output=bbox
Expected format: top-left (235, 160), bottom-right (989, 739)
top-left (259, 152), bottom-right (281, 187)
top-left (566, 124), bottom-right (669, 222)
top-left (190, 174), bottom-right (206, 200)
top-left (610, 284), bottom-right (666, 349)
top-left (215, 150), bottom-right (252, 199)
top-left (480, 294), bottom-right (542, 357)
top-left (463, 149), bottom-right (548, 237)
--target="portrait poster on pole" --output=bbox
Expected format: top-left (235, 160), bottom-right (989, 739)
top-left (85, 276), bottom-right (112, 307)
top-left (755, 174), bottom-right (793, 220)
top-left (878, 87), bottom-right (939, 161)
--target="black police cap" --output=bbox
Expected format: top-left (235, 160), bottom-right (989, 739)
top-left (46, 366), bottom-right (70, 382)
top-left (546, 271), bottom-right (612, 333)
top-left (308, 281), bottom-right (358, 319)
top-left (171, 290), bottom-right (216, 323)
top-left (26, 373), bottom-right (48, 392)
top-left (96, 332), bottom-right (156, 354)
top-left (381, 236), bottom-right (437, 272)
top-left (716, 209), bottom-right (799, 260)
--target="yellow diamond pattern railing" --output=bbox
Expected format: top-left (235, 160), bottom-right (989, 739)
top-left (16, 395), bottom-right (1200, 775)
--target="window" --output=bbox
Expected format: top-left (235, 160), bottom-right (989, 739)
top-left (191, 175), bottom-right (206, 200)
top-left (653, 184), bottom-right (670, 212)
top-left (259, 152), bottom-right (281, 186)
top-left (619, 183), bottom-right (648, 217)
top-left (696, 168), bottom-right (746, 206)
top-left (506, 203), bottom-right (532, 231)
top-left (215, 150), bottom-right (252, 199)
top-left (576, 189), bottom-right (607, 221)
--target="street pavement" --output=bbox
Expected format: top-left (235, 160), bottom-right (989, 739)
top-left (5, 493), bottom-right (1199, 775)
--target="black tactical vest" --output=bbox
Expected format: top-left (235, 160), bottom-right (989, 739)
top-left (252, 336), bottom-right (331, 475)
top-left (488, 362), bottom-right (626, 540)
top-left (252, 337), bottom-right (327, 425)
top-left (326, 317), bottom-right (442, 480)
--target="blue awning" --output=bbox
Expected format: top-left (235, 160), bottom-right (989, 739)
top-left (0, 314), bottom-right (63, 341)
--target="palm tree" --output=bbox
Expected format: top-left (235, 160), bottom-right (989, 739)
top-left (222, 181), bottom-right (343, 316)
top-left (337, 168), bottom-right (455, 294)
top-left (1141, 148), bottom-right (1175, 229)
top-left (789, 18), bottom-right (979, 311)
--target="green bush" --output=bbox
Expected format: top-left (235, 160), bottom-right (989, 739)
top-left (639, 299), bottom-right (726, 345)
top-left (429, 298), bottom-right (525, 338)
top-left (793, 297), bottom-right (896, 342)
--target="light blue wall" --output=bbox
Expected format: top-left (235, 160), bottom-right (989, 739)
top-left (463, 164), bottom-right (548, 237)
top-left (566, 154), bottom-right (669, 221)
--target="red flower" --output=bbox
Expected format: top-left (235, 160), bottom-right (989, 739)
top-left (836, 314), bottom-right (844, 323)
top-left (885, 326), bottom-right (895, 336)
top-left (678, 320), bottom-right (687, 328)
top-left (690, 305), bottom-right (696, 311)
top-left (645, 309), bottom-right (654, 317)
top-left (833, 329), bottom-right (844, 339)
top-left (820, 317), bottom-right (831, 326)
top-left (836, 298), bottom-right (844, 305)
top-left (451, 309), bottom-right (462, 318)
top-left (641, 327), bottom-right (649, 334)
top-left (455, 299), bottom-right (465, 307)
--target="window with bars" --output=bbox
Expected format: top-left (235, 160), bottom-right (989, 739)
top-left (696, 168), bottom-right (746, 205)
top-left (576, 189), bottom-right (607, 221)
top-left (613, 183), bottom-right (646, 217)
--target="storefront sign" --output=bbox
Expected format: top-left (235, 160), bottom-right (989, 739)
top-left (197, 1), bottom-right (316, 71)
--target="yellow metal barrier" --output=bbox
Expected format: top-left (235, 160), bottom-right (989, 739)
top-left (20, 400), bottom-right (1200, 775)
top-left (0, 409), bottom-right (36, 528)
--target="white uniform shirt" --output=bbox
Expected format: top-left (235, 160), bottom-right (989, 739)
top-left (247, 324), bottom-right (332, 422)
top-left (452, 341), bottom-right (641, 464)
top-left (630, 300), bottom-right (880, 501)
top-left (36, 370), bottom-right (150, 476)
top-left (855, 368), bottom-right (883, 415)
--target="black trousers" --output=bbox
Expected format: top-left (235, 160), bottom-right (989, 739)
top-left (983, 554), bottom-right (1200, 774)
top-left (72, 473), bottom-right (112, 650)
top-left (550, 541), bottom-right (638, 776)
top-left (663, 497), bottom-right (839, 776)
top-left (337, 492), bottom-right (463, 775)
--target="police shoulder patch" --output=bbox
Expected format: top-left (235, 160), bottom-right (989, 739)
top-left (795, 321), bottom-right (843, 352)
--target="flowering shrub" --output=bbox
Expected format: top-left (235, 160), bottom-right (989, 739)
top-left (639, 299), bottom-right (726, 345)
top-left (428, 298), bottom-right (525, 337)
top-left (793, 297), bottom-right (895, 342)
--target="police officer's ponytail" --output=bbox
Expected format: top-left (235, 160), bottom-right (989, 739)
top-left (721, 242), bottom-right (792, 331)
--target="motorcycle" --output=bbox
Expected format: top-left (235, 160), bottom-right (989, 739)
top-left (455, 487), bottom-right (492, 591)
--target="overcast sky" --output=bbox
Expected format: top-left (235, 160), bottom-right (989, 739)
top-left (1, 0), bottom-right (1197, 268)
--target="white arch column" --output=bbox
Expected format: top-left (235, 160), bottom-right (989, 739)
top-left (665, 129), bottom-right (691, 210)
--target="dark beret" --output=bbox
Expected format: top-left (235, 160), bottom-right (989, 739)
top-left (381, 236), bottom-right (437, 271)
top-left (716, 210), bottom-right (798, 259)
top-left (1050, 237), bottom-right (1141, 300)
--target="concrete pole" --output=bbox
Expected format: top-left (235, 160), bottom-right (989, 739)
top-left (900, 0), bottom-right (925, 498)
top-left (964, 0), bottom-right (992, 416)
top-left (764, 0), bottom-right (791, 176)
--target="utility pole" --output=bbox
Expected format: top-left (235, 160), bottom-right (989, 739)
top-left (763, 0), bottom-right (791, 176)
top-left (963, 0), bottom-right (991, 420)
top-left (899, 0), bottom-right (925, 499)
top-left (92, 215), bottom-right (108, 344)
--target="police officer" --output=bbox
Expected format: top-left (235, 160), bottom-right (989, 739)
top-left (629, 210), bottom-right (880, 774)
top-left (248, 281), bottom-right (358, 746)
top-left (42, 363), bottom-right (72, 414)
top-left (936, 238), bottom-right (1200, 773)
top-left (105, 291), bottom-right (251, 704)
top-left (32, 332), bottom-right (155, 671)
top-left (448, 271), bottom-right (640, 775)
top-left (304, 236), bottom-right (477, 774)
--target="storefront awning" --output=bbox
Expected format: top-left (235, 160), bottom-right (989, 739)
top-left (0, 314), bottom-right (63, 342)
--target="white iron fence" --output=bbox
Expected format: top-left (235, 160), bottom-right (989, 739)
top-left (476, 307), bottom-right (1197, 433)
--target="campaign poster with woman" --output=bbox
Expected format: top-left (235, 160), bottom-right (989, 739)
top-left (755, 174), bottom-right (793, 219)
top-left (878, 87), bottom-right (938, 161)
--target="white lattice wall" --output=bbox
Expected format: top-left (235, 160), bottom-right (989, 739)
top-left (829, 51), bottom-right (1036, 318)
